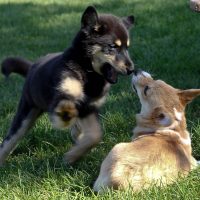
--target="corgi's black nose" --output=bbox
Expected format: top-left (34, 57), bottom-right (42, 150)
top-left (133, 69), bottom-right (142, 76)
top-left (133, 69), bottom-right (138, 75)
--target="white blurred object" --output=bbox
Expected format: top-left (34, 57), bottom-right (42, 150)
top-left (190, 0), bottom-right (200, 12)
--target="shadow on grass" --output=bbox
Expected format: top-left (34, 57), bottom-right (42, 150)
top-left (0, 0), bottom-right (200, 195)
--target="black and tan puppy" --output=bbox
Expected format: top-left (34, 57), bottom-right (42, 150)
top-left (0, 6), bottom-right (134, 165)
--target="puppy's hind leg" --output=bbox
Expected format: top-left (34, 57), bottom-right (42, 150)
top-left (0, 98), bottom-right (41, 165)
top-left (64, 112), bottom-right (102, 164)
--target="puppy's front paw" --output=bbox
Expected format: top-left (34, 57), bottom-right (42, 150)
top-left (50, 100), bottom-right (78, 129)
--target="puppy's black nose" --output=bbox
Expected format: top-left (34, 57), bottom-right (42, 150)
top-left (126, 68), bottom-right (134, 75)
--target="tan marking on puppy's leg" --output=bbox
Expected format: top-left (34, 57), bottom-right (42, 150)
top-left (63, 113), bottom-right (102, 164)
top-left (50, 100), bottom-right (78, 129)
top-left (59, 78), bottom-right (84, 100)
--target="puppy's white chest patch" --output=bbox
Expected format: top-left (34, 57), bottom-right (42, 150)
top-left (59, 77), bottom-right (84, 100)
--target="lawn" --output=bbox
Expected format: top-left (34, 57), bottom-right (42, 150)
top-left (0, 0), bottom-right (200, 199)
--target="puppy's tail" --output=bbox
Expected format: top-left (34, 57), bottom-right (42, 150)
top-left (1, 57), bottom-right (32, 78)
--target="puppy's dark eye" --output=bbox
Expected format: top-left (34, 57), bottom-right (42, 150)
top-left (144, 85), bottom-right (149, 95)
top-left (109, 44), bottom-right (117, 49)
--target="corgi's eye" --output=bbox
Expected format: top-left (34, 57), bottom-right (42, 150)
top-left (144, 85), bottom-right (149, 95)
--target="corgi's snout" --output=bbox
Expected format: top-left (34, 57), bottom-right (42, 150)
top-left (131, 69), bottom-right (143, 83)
top-left (131, 70), bottom-right (152, 92)
top-left (132, 69), bottom-right (151, 77)
top-left (132, 69), bottom-right (141, 76)
top-left (132, 70), bottom-right (152, 83)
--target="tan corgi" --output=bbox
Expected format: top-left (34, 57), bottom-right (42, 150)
top-left (93, 70), bottom-right (200, 193)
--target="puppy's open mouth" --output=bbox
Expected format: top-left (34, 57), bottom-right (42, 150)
top-left (101, 63), bottom-right (118, 84)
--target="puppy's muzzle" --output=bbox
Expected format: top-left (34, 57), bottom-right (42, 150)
top-left (125, 60), bottom-right (134, 75)
top-left (126, 67), bottom-right (134, 75)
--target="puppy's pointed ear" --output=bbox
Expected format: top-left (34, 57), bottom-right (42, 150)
top-left (178, 89), bottom-right (200, 106)
top-left (152, 106), bottom-right (173, 127)
top-left (81, 6), bottom-right (99, 32)
top-left (122, 15), bottom-right (135, 29)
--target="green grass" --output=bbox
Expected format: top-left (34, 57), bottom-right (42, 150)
top-left (0, 0), bottom-right (200, 199)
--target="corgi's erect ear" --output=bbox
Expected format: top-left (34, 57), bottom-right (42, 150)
top-left (152, 106), bottom-right (173, 127)
top-left (81, 6), bottom-right (99, 32)
top-left (178, 89), bottom-right (200, 106)
top-left (122, 16), bottom-right (135, 29)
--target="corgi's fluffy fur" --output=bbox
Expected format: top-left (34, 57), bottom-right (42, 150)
top-left (94, 70), bottom-right (200, 193)
top-left (0, 6), bottom-right (134, 165)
